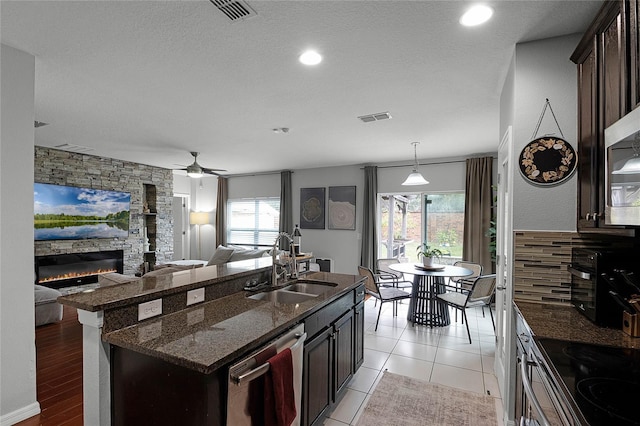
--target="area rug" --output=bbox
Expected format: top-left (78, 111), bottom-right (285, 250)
top-left (356, 372), bottom-right (497, 426)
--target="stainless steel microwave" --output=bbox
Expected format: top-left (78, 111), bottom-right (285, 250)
top-left (605, 106), bottom-right (640, 226)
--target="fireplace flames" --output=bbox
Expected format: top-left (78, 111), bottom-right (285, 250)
top-left (38, 268), bottom-right (118, 284)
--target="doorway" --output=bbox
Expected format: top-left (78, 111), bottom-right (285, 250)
top-left (172, 194), bottom-right (190, 260)
top-left (494, 126), bottom-right (514, 423)
top-left (378, 192), bottom-right (465, 264)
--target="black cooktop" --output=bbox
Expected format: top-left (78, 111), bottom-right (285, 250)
top-left (537, 338), bottom-right (640, 426)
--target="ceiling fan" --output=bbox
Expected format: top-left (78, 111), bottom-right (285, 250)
top-left (177, 152), bottom-right (226, 178)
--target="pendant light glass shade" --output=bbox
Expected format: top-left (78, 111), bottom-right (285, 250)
top-left (402, 142), bottom-right (429, 186)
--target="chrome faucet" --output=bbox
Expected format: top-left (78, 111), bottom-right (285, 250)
top-left (272, 232), bottom-right (298, 285)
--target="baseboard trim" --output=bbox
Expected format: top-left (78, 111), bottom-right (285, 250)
top-left (0, 402), bottom-right (41, 426)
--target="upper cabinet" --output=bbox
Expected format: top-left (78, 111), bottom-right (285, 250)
top-left (571, 0), bottom-right (638, 234)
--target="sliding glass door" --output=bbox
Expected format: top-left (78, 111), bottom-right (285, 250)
top-left (378, 192), bottom-right (464, 264)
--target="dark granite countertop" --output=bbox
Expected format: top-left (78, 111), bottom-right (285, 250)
top-left (104, 271), bottom-right (364, 374)
top-left (515, 301), bottom-right (640, 349)
top-left (57, 257), bottom-right (272, 311)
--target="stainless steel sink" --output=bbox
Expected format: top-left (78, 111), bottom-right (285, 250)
top-left (248, 290), bottom-right (317, 304)
top-left (283, 282), bottom-right (337, 295)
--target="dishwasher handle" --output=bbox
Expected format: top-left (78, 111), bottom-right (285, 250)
top-left (520, 354), bottom-right (551, 426)
top-left (230, 332), bottom-right (307, 385)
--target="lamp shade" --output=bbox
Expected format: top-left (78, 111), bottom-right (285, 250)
top-left (402, 171), bottom-right (430, 186)
top-left (189, 211), bottom-right (210, 225)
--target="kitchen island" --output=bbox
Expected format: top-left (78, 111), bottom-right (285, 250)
top-left (57, 258), bottom-right (365, 426)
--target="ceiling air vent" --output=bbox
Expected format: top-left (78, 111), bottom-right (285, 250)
top-left (210, 0), bottom-right (257, 21)
top-left (358, 112), bottom-right (392, 123)
top-left (54, 143), bottom-right (94, 154)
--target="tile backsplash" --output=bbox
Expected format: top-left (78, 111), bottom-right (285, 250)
top-left (513, 231), bottom-right (636, 306)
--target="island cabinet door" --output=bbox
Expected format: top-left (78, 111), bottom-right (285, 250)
top-left (303, 327), bottom-right (333, 426)
top-left (333, 309), bottom-right (354, 397)
top-left (111, 346), bottom-right (225, 426)
top-left (354, 301), bottom-right (365, 370)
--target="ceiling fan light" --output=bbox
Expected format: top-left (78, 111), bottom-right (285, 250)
top-left (187, 164), bottom-right (204, 178)
top-left (402, 171), bottom-right (430, 186)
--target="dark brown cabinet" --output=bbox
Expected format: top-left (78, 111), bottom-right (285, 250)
top-left (302, 311), bottom-right (354, 426)
top-left (571, 0), bottom-right (636, 233)
top-left (354, 301), bottom-right (365, 370)
top-left (333, 310), bottom-right (354, 396)
top-left (302, 284), bottom-right (364, 426)
top-left (302, 327), bottom-right (334, 426)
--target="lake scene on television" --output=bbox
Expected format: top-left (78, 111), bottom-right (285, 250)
top-left (34, 183), bottom-right (131, 241)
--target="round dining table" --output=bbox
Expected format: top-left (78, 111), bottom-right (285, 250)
top-left (389, 263), bottom-right (473, 327)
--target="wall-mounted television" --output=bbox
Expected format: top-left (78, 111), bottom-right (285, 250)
top-left (34, 182), bottom-right (131, 241)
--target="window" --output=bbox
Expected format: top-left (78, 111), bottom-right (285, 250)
top-left (378, 192), bottom-right (465, 263)
top-left (226, 197), bottom-right (280, 248)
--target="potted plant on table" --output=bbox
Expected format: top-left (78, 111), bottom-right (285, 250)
top-left (416, 243), bottom-right (443, 267)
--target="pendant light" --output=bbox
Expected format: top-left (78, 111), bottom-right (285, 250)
top-left (402, 142), bottom-right (429, 185)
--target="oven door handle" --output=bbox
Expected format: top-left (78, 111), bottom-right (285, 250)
top-left (520, 354), bottom-right (551, 426)
top-left (568, 266), bottom-right (591, 280)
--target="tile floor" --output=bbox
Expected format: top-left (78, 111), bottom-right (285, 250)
top-left (322, 298), bottom-right (505, 425)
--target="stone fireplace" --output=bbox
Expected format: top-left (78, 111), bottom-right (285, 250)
top-left (34, 146), bottom-right (174, 275)
top-left (35, 250), bottom-right (124, 289)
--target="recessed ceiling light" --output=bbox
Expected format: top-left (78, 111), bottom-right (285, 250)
top-left (299, 50), bottom-right (322, 66)
top-left (460, 4), bottom-right (494, 27)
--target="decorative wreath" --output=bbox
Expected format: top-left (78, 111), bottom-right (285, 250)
top-left (518, 137), bottom-right (577, 186)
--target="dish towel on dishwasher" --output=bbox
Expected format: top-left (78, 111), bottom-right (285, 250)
top-left (264, 347), bottom-right (296, 426)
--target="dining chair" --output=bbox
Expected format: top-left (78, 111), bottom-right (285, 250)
top-left (450, 261), bottom-right (483, 290)
top-left (376, 258), bottom-right (413, 290)
top-left (358, 266), bottom-right (412, 331)
top-left (436, 274), bottom-right (496, 344)
top-left (449, 261), bottom-right (483, 321)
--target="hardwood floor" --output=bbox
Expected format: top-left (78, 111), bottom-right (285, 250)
top-left (17, 305), bottom-right (83, 426)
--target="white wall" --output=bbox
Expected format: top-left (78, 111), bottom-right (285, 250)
top-left (226, 160), bottom-right (480, 275)
top-left (510, 34), bottom-right (581, 231)
top-left (0, 44), bottom-right (40, 424)
top-left (189, 176), bottom-right (218, 261)
top-left (378, 159), bottom-right (467, 194)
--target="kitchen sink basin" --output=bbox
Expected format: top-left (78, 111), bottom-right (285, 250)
top-left (283, 282), bottom-right (337, 295)
top-left (248, 290), bottom-right (317, 304)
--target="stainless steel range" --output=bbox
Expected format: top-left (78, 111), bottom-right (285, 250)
top-left (536, 338), bottom-right (640, 426)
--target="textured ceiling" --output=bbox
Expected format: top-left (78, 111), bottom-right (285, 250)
top-left (1, 0), bottom-right (602, 175)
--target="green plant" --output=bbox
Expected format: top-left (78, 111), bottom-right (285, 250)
top-left (487, 220), bottom-right (496, 262)
top-left (416, 243), bottom-right (443, 259)
top-left (436, 229), bottom-right (458, 246)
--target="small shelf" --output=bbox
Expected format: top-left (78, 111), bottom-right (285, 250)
top-left (143, 184), bottom-right (158, 268)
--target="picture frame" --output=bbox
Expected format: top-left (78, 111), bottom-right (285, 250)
top-left (518, 137), bottom-right (577, 186)
top-left (300, 187), bottom-right (325, 229)
top-left (328, 186), bottom-right (356, 230)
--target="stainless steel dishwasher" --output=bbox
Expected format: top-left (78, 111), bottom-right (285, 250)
top-left (227, 323), bottom-right (306, 426)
